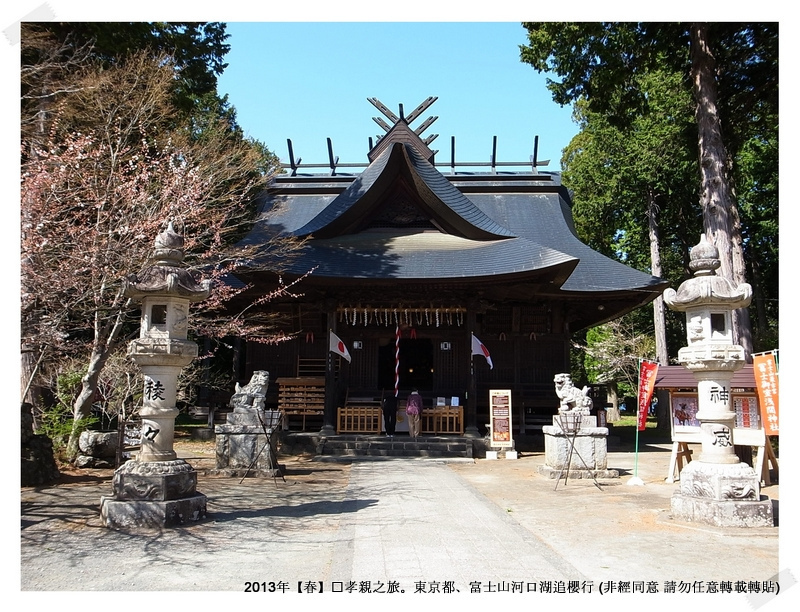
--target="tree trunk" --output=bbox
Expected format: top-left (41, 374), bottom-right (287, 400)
top-left (66, 346), bottom-right (110, 460)
top-left (606, 381), bottom-right (620, 422)
top-left (647, 188), bottom-right (669, 366)
top-left (20, 344), bottom-right (45, 435)
top-left (750, 255), bottom-right (768, 341)
top-left (655, 388), bottom-right (671, 432)
top-left (690, 22), bottom-right (754, 359)
top-left (65, 307), bottom-right (127, 460)
top-left (21, 344), bottom-right (44, 415)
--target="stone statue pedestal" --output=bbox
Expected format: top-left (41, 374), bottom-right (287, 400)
top-left (211, 410), bottom-right (283, 478)
top-left (670, 461), bottom-right (773, 527)
top-left (538, 415), bottom-right (619, 479)
top-left (100, 459), bottom-right (207, 529)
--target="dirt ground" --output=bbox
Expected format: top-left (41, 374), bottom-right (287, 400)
top-left (51, 436), bottom-right (353, 489)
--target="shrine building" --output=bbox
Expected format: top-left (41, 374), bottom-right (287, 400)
top-left (227, 98), bottom-right (667, 437)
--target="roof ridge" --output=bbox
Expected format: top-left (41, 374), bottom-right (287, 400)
top-left (293, 143), bottom-right (515, 241)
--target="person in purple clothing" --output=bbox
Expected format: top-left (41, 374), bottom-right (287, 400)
top-left (406, 389), bottom-right (423, 438)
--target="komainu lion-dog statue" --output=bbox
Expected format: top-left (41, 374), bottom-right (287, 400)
top-left (553, 373), bottom-right (593, 416)
top-left (229, 370), bottom-right (269, 412)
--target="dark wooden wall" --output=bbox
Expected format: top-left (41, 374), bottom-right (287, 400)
top-left (242, 302), bottom-right (569, 418)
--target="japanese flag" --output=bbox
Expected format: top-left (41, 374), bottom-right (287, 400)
top-left (329, 331), bottom-right (351, 363)
top-left (471, 334), bottom-right (493, 369)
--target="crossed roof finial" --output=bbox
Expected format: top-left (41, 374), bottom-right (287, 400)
top-left (368, 96), bottom-right (439, 145)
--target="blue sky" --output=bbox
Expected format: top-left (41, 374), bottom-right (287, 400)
top-left (216, 22), bottom-right (578, 173)
top-left (6, 3), bottom-right (789, 175)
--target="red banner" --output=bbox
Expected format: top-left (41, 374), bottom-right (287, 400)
top-left (637, 360), bottom-right (659, 431)
top-left (753, 352), bottom-right (779, 436)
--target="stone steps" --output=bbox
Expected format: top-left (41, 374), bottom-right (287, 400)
top-left (318, 435), bottom-right (473, 459)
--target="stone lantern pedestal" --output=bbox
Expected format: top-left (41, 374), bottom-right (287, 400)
top-left (664, 235), bottom-right (773, 528)
top-left (100, 223), bottom-right (211, 530)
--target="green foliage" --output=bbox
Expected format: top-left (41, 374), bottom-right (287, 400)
top-left (711, 24), bottom-right (778, 158)
top-left (33, 22), bottom-right (231, 121)
top-left (247, 137), bottom-right (283, 178)
top-left (732, 109), bottom-right (779, 351)
top-left (575, 313), bottom-right (657, 397)
top-left (522, 21), bottom-right (778, 354)
top-left (54, 370), bottom-right (83, 414)
top-left (562, 69), bottom-right (700, 277)
top-left (560, 69), bottom-right (700, 359)
top-left (610, 414), bottom-right (669, 445)
top-left (582, 324), bottom-right (614, 382)
top-left (35, 369), bottom-right (97, 455)
top-left (520, 22), bottom-right (658, 118)
top-left (714, 24), bottom-right (779, 351)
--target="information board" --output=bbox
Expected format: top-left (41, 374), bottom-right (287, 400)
top-left (489, 389), bottom-right (513, 448)
top-left (669, 392), bottom-right (763, 444)
top-left (667, 391), bottom-right (777, 484)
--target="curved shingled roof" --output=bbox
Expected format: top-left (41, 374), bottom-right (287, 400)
top-left (286, 230), bottom-right (578, 282)
top-left (466, 192), bottom-right (665, 295)
top-left (293, 142), bottom-right (515, 241)
top-left (236, 140), bottom-right (666, 302)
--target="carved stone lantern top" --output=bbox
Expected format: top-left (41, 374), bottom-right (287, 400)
top-left (153, 221), bottom-right (186, 266)
top-left (663, 234), bottom-right (752, 312)
top-left (664, 234), bottom-right (751, 356)
top-left (124, 222), bottom-right (211, 302)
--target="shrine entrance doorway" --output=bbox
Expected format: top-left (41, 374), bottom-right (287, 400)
top-left (378, 338), bottom-right (434, 391)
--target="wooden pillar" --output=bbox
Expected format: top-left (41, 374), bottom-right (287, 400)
top-left (551, 302), bottom-right (564, 334)
top-left (321, 302), bottom-right (337, 435)
top-left (465, 304), bottom-right (480, 437)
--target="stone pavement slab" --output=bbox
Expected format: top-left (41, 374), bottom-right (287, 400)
top-left (18, 440), bottom-right (787, 611)
top-left (450, 446), bottom-right (780, 584)
top-left (330, 459), bottom-right (584, 587)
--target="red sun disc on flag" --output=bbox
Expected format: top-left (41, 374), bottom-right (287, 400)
top-left (338, 341), bottom-right (345, 353)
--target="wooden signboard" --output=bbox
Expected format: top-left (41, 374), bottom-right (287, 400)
top-left (669, 392), bottom-right (764, 443)
top-left (489, 389), bottom-right (513, 448)
top-left (666, 392), bottom-right (778, 484)
top-left (753, 352), bottom-right (779, 435)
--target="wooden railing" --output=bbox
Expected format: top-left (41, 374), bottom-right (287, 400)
top-left (336, 404), bottom-right (464, 435)
top-left (337, 406), bottom-right (382, 434)
top-left (423, 406), bottom-right (464, 435)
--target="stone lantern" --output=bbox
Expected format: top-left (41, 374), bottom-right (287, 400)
top-left (663, 234), bottom-right (772, 526)
top-left (101, 222), bottom-right (211, 529)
